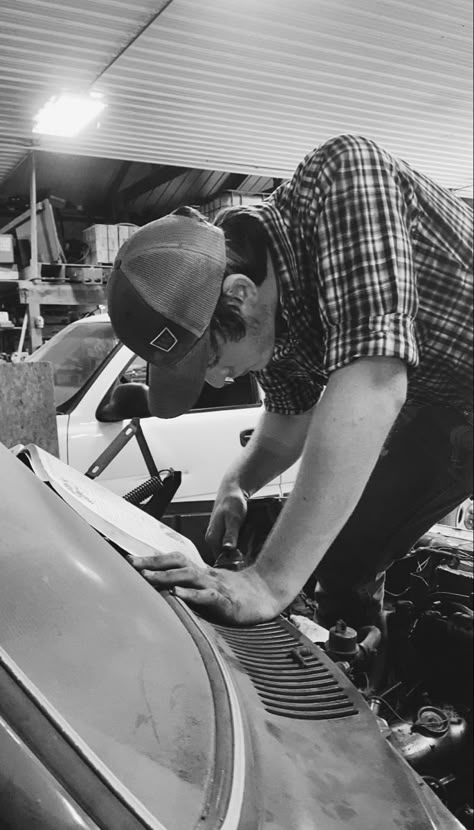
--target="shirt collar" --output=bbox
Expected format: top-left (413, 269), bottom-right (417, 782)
top-left (252, 200), bottom-right (301, 335)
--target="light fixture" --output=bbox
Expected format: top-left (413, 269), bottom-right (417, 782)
top-left (32, 92), bottom-right (106, 137)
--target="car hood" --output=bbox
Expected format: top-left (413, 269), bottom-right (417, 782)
top-left (0, 443), bottom-right (229, 830)
top-left (0, 443), bottom-right (464, 830)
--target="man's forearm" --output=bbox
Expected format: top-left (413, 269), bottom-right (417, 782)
top-left (252, 358), bottom-right (407, 611)
top-left (221, 408), bottom-right (313, 497)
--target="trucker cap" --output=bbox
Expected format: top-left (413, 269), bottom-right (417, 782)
top-left (107, 214), bottom-right (226, 418)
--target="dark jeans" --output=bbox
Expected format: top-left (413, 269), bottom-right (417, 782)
top-left (314, 405), bottom-right (473, 629)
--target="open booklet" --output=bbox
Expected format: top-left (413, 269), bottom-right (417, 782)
top-left (13, 443), bottom-right (203, 567)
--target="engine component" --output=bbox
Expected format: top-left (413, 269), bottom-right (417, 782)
top-left (214, 545), bottom-right (246, 571)
top-left (327, 619), bottom-right (358, 660)
top-left (387, 707), bottom-right (469, 773)
top-left (324, 620), bottom-right (383, 694)
top-left (411, 604), bottom-right (473, 705)
top-left (436, 556), bottom-right (473, 599)
top-left (326, 620), bottom-right (382, 666)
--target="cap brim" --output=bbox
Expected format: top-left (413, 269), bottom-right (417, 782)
top-left (147, 333), bottom-right (211, 419)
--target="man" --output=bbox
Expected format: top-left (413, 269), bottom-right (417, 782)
top-left (108, 134), bottom-right (473, 628)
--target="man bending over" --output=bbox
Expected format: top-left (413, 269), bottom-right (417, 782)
top-left (108, 134), bottom-right (473, 629)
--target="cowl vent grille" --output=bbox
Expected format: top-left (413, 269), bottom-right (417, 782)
top-left (213, 618), bottom-right (359, 721)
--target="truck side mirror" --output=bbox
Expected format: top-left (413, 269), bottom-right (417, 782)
top-left (97, 383), bottom-right (152, 422)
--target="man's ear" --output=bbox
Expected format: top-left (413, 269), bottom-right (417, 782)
top-left (222, 273), bottom-right (258, 304)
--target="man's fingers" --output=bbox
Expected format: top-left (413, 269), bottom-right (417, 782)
top-left (207, 514), bottom-right (241, 553)
top-left (205, 517), bottom-right (225, 555)
top-left (141, 565), bottom-right (208, 587)
top-left (222, 525), bottom-right (240, 549)
top-left (206, 491), bottom-right (248, 555)
top-left (129, 552), bottom-right (188, 571)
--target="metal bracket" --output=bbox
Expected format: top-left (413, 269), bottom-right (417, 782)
top-left (85, 417), bottom-right (159, 480)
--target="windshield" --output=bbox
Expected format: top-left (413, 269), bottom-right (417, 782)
top-left (27, 320), bottom-right (118, 408)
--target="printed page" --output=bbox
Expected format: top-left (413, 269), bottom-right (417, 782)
top-left (22, 444), bottom-right (203, 566)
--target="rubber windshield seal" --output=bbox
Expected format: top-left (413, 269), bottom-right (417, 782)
top-left (165, 594), bottom-right (249, 830)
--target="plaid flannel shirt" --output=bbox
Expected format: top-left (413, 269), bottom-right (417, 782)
top-left (247, 135), bottom-right (473, 418)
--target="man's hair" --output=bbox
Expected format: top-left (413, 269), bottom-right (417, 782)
top-left (211, 206), bottom-right (268, 352)
top-left (172, 204), bottom-right (269, 355)
top-left (213, 206), bottom-right (268, 286)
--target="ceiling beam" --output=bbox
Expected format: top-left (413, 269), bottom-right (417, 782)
top-left (120, 165), bottom-right (189, 204)
top-left (104, 160), bottom-right (133, 220)
top-left (218, 172), bottom-right (248, 191)
top-left (107, 161), bottom-right (133, 201)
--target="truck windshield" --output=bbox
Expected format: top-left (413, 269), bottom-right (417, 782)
top-left (27, 320), bottom-right (118, 408)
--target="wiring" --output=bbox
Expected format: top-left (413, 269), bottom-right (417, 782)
top-left (368, 695), bottom-right (411, 725)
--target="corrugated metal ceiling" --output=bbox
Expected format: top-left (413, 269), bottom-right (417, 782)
top-left (0, 0), bottom-right (472, 197)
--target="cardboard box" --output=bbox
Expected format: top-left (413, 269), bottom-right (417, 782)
top-left (83, 223), bottom-right (139, 264)
top-left (0, 265), bottom-right (18, 280)
top-left (83, 224), bottom-right (110, 264)
top-left (117, 223), bottom-right (139, 246)
top-left (107, 225), bottom-right (119, 262)
top-left (0, 234), bottom-right (14, 264)
top-left (83, 224), bottom-right (108, 245)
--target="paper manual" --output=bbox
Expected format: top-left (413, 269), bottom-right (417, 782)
top-left (15, 444), bottom-right (203, 567)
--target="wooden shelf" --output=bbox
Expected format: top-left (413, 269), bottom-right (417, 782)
top-left (0, 267), bottom-right (110, 351)
top-left (18, 280), bottom-right (106, 306)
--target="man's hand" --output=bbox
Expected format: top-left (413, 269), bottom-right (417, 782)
top-left (132, 552), bottom-right (278, 625)
top-left (205, 410), bottom-right (313, 557)
top-left (205, 484), bottom-right (249, 557)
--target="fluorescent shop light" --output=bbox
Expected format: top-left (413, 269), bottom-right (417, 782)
top-left (33, 93), bottom-right (106, 137)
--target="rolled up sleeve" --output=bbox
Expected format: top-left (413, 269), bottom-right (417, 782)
top-left (257, 361), bottom-right (324, 415)
top-left (304, 135), bottom-right (420, 375)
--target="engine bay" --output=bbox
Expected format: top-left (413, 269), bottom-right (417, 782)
top-left (371, 525), bottom-right (473, 828)
top-left (290, 523), bottom-right (473, 829)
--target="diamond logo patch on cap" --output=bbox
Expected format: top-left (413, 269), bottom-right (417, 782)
top-left (150, 327), bottom-right (178, 352)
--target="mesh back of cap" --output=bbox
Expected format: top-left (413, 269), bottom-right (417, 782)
top-left (120, 217), bottom-right (225, 337)
top-left (126, 250), bottom-right (218, 336)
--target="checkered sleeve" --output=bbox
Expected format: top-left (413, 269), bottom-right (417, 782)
top-left (256, 360), bottom-right (324, 415)
top-left (303, 135), bottom-right (420, 374)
